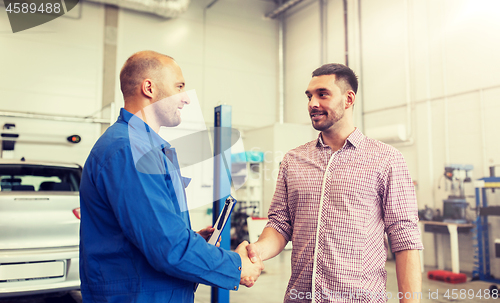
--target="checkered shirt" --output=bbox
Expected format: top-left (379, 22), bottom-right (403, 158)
top-left (266, 128), bottom-right (423, 303)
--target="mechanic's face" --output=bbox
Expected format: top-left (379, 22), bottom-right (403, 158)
top-left (154, 61), bottom-right (189, 127)
top-left (306, 75), bottom-right (347, 132)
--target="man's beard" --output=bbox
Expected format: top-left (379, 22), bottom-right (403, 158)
top-left (310, 109), bottom-right (344, 132)
top-left (312, 118), bottom-right (334, 131)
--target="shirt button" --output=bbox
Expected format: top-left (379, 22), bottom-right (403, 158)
top-left (234, 286), bottom-right (237, 290)
top-left (238, 266), bottom-right (241, 271)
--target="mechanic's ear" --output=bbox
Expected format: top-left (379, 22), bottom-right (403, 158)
top-left (142, 79), bottom-right (154, 99)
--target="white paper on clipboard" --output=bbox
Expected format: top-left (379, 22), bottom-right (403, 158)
top-left (208, 196), bottom-right (237, 245)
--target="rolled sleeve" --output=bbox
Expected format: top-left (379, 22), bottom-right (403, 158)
top-left (383, 151), bottom-right (423, 253)
top-left (266, 156), bottom-right (293, 242)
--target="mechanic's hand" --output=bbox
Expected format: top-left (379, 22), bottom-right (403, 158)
top-left (235, 241), bottom-right (263, 287)
top-left (197, 226), bottom-right (221, 247)
top-left (197, 226), bottom-right (214, 241)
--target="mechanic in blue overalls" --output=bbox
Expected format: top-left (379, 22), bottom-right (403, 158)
top-left (79, 50), bottom-right (263, 303)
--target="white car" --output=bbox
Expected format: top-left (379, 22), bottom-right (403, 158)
top-left (0, 159), bottom-right (81, 298)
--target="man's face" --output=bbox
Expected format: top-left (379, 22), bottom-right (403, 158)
top-left (305, 74), bottom-right (347, 132)
top-left (153, 60), bottom-right (189, 127)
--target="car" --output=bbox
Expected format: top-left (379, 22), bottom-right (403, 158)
top-left (0, 159), bottom-right (81, 298)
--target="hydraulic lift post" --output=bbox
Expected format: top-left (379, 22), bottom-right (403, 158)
top-left (212, 105), bottom-right (232, 303)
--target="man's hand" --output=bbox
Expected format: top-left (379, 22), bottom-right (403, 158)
top-left (197, 226), bottom-right (221, 247)
top-left (197, 226), bottom-right (215, 240)
top-left (246, 242), bottom-right (265, 270)
top-left (235, 241), bottom-right (263, 287)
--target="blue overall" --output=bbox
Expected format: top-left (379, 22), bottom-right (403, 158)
top-left (79, 108), bottom-right (241, 302)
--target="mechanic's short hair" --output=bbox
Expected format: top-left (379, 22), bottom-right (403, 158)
top-left (120, 51), bottom-right (174, 98)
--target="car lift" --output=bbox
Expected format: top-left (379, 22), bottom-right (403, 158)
top-left (212, 105), bottom-right (233, 303)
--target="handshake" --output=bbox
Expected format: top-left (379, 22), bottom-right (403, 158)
top-left (198, 226), bottom-right (264, 287)
top-left (235, 241), bottom-right (264, 288)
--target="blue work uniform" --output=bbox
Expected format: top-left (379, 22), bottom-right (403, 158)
top-left (79, 108), bottom-right (242, 303)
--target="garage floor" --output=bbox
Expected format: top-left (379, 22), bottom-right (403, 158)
top-left (1, 249), bottom-right (497, 302)
top-left (196, 249), bottom-right (499, 303)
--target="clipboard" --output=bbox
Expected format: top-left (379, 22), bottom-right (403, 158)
top-left (208, 196), bottom-right (237, 245)
top-left (194, 196), bottom-right (237, 292)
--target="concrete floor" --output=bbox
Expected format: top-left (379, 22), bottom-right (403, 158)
top-left (2, 249), bottom-right (498, 302)
top-left (195, 249), bottom-right (499, 303)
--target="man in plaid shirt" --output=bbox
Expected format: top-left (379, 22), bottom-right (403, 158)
top-left (246, 64), bottom-right (423, 302)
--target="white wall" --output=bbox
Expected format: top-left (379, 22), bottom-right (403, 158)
top-left (115, 0), bottom-right (279, 130)
top-left (0, 2), bottom-right (105, 166)
top-left (283, 0), bottom-right (500, 276)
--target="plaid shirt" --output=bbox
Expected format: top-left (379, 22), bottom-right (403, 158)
top-left (266, 128), bottom-right (423, 303)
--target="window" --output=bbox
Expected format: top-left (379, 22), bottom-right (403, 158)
top-left (0, 164), bottom-right (81, 192)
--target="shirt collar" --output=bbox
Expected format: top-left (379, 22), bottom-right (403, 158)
top-left (119, 108), bottom-right (171, 149)
top-left (346, 128), bottom-right (364, 148)
top-left (316, 133), bottom-right (327, 148)
top-left (316, 127), bottom-right (364, 150)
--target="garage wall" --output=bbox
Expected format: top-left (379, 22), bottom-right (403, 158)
top-left (0, 2), bottom-right (105, 166)
top-left (114, 0), bottom-right (279, 130)
top-left (283, 0), bottom-right (500, 275)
